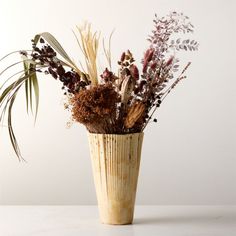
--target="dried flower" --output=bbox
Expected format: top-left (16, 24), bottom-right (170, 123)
top-left (70, 84), bottom-right (120, 133)
top-left (130, 65), bottom-right (139, 80)
top-left (124, 102), bottom-right (146, 129)
top-left (100, 68), bottom-right (118, 83)
top-left (0, 12), bottom-right (198, 159)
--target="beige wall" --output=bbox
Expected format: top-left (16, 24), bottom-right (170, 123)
top-left (0, 0), bottom-right (235, 204)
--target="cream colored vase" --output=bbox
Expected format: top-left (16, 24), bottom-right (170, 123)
top-left (88, 132), bottom-right (144, 225)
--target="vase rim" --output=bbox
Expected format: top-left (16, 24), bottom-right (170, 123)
top-left (87, 132), bottom-right (144, 136)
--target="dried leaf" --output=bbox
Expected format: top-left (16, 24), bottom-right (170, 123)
top-left (124, 102), bottom-right (145, 129)
top-left (120, 76), bottom-right (134, 105)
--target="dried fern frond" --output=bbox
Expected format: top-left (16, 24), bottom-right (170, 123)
top-left (74, 23), bottom-right (100, 85)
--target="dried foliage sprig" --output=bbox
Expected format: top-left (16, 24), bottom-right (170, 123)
top-left (0, 12), bottom-right (198, 160)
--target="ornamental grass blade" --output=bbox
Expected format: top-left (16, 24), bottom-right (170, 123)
top-left (0, 50), bottom-right (32, 63)
top-left (23, 59), bottom-right (29, 113)
top-left (0, 59), bottom-right (36, 79)
top-left (0, 73), bottom-right (35, 160)
top-left (35, 32), bottom-right (76, 68)
top-left (0, 69), bottom-right (26, 92)
top-left (0, 61), bottom-right (25, 77)
top-left (31, 70), bottom-right (39, 123)
top-left (8, 88), bottom-right (24, 161)
top-left (25, 78), bottom-right (29, 112)
top-left (22, 56), bottom-right (40, 120)
top-left (0, 83), bottom-right (16, 106)
top-left (29, 74), bottom-right (33, 113)
top-left (0, 74), bottom-right (30, 122)
top-left (27, 63), bottom-right (39, 122)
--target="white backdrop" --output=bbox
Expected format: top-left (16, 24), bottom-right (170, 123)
top-left (0, 0), bottom-right (235, 205)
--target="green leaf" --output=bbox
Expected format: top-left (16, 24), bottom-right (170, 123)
top-left (35, 32), bottom-right (77, 69)
top-left (0, 61), bottom-right (24, 77)
top-left (0, 83), bottom-right (16, 105)
top-left (25, 77), bottom-right (29, 112)
top-left (29, 74), bottom-right (33, 113)
top-left (21, 56), bottom-right (40, 118)
top-left (0, 72), bottom-right (36, 161)
top-left (0, 48), bottom-right (42, 160)
top-left (0, 59), bottom-right (36, 78)
top-left (0, 73), bottom-right (35, 122)
top-left (23, 59), bottom-right (29, 113)
top-left (0, 50), bottom-right (32, 63)
top-left (29, 64), bottom-right (39, 120)
top-left (32, 34), bottom-right (41, 45)
top-left (32, 74), bottom-right (39, 123)
top-left (8, 87), bottom-right (23, 161)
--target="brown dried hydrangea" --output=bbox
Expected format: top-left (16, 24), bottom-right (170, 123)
top-left (70, 84), bottom-right (120, 133)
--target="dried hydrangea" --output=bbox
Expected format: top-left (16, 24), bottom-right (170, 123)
top-left (70, 84), bottom-right (120, 133)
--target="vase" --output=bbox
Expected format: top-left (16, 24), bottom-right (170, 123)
top-left (88, 132), bottom-right (144, 225)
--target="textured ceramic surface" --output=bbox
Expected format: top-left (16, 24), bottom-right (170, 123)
top-left (88, 132), bottom-right (144, 225)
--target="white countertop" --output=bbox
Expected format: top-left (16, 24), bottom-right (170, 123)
top-left (0, 206), bottom-right (235, 236)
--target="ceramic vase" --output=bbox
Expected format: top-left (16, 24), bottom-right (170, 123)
top-left (88, 132), bottom-right (144, 225)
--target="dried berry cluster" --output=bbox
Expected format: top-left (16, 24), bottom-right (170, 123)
top-left (22, 12), bottom-right (198, 134)
top-left (22, 38), bottom-right (90, 94)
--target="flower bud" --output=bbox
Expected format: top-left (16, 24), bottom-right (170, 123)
top-left (120, 52), bottom-right (125, 62)
top-left (130, 65), bottom-right (139, 79)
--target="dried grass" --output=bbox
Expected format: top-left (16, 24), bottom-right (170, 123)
top-left (74, 23), bottom-right (100, 85)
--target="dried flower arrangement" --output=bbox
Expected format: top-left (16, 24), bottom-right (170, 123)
top-left (0, 12), bottom-right (198, 160)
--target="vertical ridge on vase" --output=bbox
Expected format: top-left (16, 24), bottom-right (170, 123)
top-left (88, 132), bottom-right (144, 225)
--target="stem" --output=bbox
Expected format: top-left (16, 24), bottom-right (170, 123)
top-left (142, 63), bottom-right (191, 131)
top-left (0, 59), bottom-right (36, 77)
top-left (0, 65), bottom-right (45, 107)
top-left (0, 50), bottom-right (32, 62)
top-left (0, 64), bottom-right (46, 91)
top-left (0, 71), bottom-right (40, 124)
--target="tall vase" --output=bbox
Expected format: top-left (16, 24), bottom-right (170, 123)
top-left (88, 132), bottom-right (144, 225)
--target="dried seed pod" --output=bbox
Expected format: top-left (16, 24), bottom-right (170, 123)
top-left (166, 56), bottom-right (174, 66)
top-left (124, 102), bottom-right (146, 129)
top-left (120, 52), bottom-right (126, 62)
top-left (126, 50), bottom-right (133, 59)
top-left (150, 62), bottom-right (157, 70)
top-left (130, 65), bottom-right (139, 80)
top-left (120, 76), bottom-right (134, 105)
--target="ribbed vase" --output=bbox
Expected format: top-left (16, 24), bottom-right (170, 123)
top-left (88, 132), bottom-right (144, 225)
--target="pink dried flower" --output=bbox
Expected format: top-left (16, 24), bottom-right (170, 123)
top-left (130, 65), bottom-right (139, 79)
top-left (120, 52), bottom-right (126, 62)
top-left (166, 57), bottom-right (174, 66)
top-left (144, 49), bottom-right (154, 62)
top-left (150, 62), bottom-right (157, 70)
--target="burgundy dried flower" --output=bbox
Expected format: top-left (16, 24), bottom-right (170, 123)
top-left (150, 62), bottom-right (157, 70)
top-left (130, 65), bottom-right (139, 79)
top-left (100, 68), bottom-right (118, 83)
top-left (166, 57), bottom-right (174, 67)
top-left (120, 52), bottom-right (126, 62)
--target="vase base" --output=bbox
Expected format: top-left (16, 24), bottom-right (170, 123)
top-left (101, 220), bottom-right (133, 225)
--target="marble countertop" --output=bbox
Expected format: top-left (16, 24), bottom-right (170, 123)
top-left (0, 206), bottom-right (235, 236)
